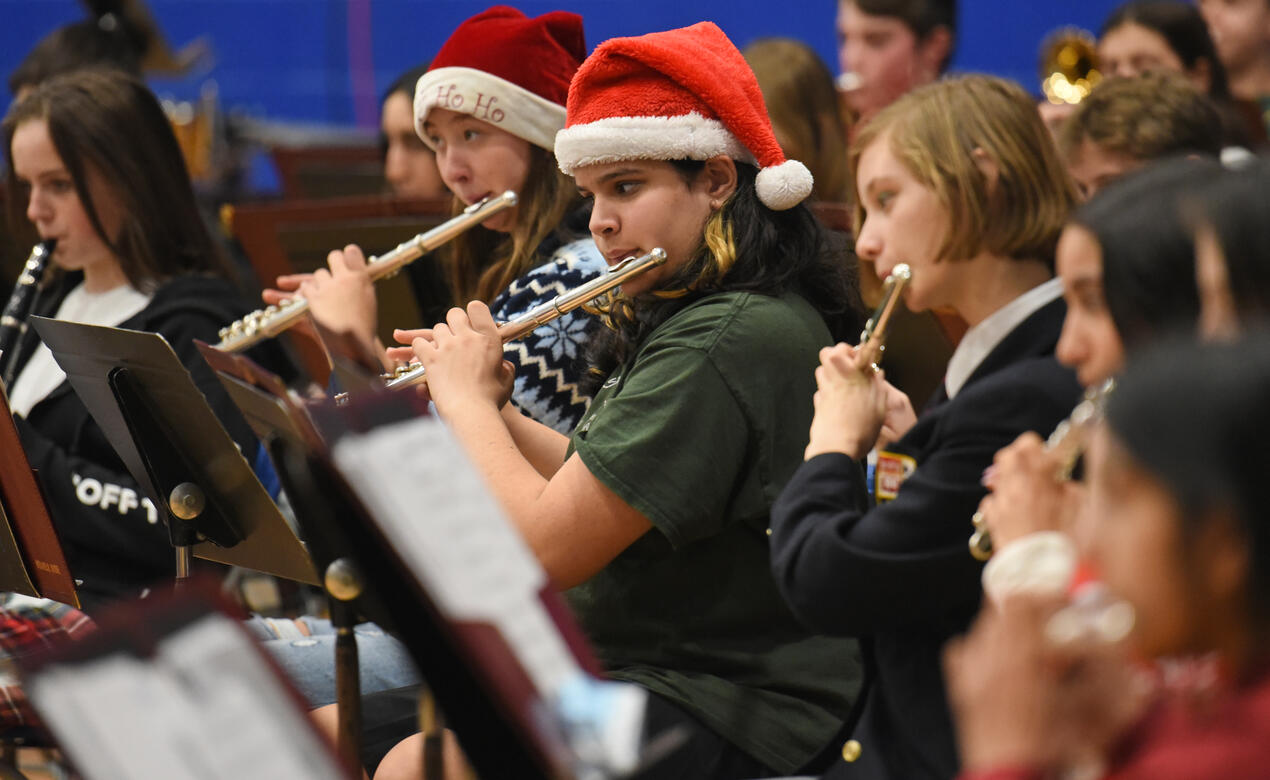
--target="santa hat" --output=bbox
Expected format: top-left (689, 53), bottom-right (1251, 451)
top-left (414, 6), bottom-right (585, 151)
top-left (554, 22), bottom-right (814, 211)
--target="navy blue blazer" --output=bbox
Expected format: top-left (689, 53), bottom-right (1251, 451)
top-left (770, 297), bottom-right (1081, 780)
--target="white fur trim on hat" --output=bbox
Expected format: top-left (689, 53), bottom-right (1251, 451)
top-left (414, 66), bottom-right (566, 151)
top-left (554, 113), bottom-right (757, 174)
top-left (755, 159), bottom-right (814, 211)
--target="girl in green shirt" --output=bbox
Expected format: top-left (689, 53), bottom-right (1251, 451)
top-left (379, 19), bottom-right (865, 780)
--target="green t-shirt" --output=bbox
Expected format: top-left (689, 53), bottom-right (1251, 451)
top-left (567, 291), bottom-right (862, 773)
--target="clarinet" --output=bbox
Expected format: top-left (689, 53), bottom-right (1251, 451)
top-left (0, 240), bottom-right (56, 388)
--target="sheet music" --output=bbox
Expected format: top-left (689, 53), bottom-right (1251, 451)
top-left (26, 614), bottom-right (346, 780)
top-left (331, 416), bottom-right (581, 699)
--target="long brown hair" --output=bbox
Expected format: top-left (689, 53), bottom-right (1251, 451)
top-left (443, 144), bottom-right (581, 303)
top-left (3, 70), bottom-right (229, 292)
top-left (744, 38), bottom-right (851, 202)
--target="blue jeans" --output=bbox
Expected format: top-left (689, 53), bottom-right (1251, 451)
top-left (244, 617), bottom-right (421, 708)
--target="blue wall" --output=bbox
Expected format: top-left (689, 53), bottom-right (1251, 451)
top-left (5, 0), bottom-right (1128, 124)
top-left (2, 0), bottom-right (1127, 190)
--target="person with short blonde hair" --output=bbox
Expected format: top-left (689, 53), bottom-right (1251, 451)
top-left (769, 74), bottom-right (1083, 780)
top-left (850, 74), bottom-right (1074, 268)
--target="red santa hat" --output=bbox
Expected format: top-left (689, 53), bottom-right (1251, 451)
top-left (554, 22), bottom-right (814, 211)
top-left (414, 6), bottom-right (585, 152)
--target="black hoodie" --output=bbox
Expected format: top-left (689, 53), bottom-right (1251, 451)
top-left (9, 272), bottom-right (294, 613)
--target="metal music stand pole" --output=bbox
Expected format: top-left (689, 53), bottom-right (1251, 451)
top-left (324, 558), bottom-right (365, 771)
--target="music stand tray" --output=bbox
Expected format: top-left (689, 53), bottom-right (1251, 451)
top-left (30, 317), bottom-right (317, 586)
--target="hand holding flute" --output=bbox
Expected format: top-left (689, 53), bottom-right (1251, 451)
top-left (398, 300), bottom-right (516, 418)
top-left (970, 380), bottom-right (1115, 560)
top-left (972, 433), bottom-right (1084, 556)
top-left (804, 264), bottom-right (916, 460)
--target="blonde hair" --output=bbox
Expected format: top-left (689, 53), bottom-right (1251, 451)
top-left (849, 75), bottom-right (1076, 266)
top-left (744, 38), bottom-right (851, 202)
top-left (444, 144), bottom-right (578, 303)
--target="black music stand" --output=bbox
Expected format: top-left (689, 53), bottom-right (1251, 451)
top-left (197, 348), bottom-right (671, 779)
top-left (29, 317), bottom-right (318, 588)
top-left (18, 581), bottom-right (357, 780)
top-left (195, 340), bottom-right (372, 769)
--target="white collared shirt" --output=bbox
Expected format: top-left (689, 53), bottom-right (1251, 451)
top-left (943, 277), bottom-right (1064, 399)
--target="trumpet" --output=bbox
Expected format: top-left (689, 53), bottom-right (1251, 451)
top-left (384, 248), bottom-right (668, 392)
top-left (1039, 27), bottom-right (1101, 106)
top-left (215, 191), bottom-right (519, 352)
top-left (969, 378), bottom-right (1116, 561)
top-left (858, 263), bottom-right (910, 372)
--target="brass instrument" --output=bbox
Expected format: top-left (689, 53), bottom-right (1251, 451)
top-left (1039, 27), bottom-right (1102, 106)
top-left (0, 240), bottom-right (55, 388)
top-left (215, 191), bottom-right (519, 352)
top-left (384, 248), bottom-right (669, 392)
top-left (969, 378), bottom-right (1116, 561)
top-left (858, 263), bottom-right (911, 372)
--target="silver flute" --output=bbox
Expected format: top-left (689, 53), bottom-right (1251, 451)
top-left (385, 248), bottom-right (668, 391)
top-left (215, 191), bottom-right (519, 353)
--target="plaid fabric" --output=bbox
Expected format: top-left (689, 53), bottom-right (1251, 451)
top-left (0, 600), bottom-right (94, 731)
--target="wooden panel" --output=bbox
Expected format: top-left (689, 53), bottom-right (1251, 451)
top-left (810, 201), bottom-right (853, 233)
top-left (270, 145), bottom-right (386, 200)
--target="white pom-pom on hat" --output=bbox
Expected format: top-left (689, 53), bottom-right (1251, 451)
top-left (756, 159), bottom-right (814, 211)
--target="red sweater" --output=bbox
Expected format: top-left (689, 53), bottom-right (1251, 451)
top-left (960, 671), bottom-right (1270, 780)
